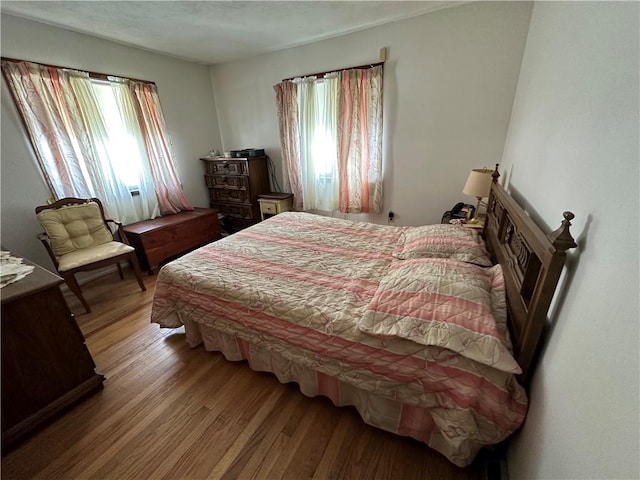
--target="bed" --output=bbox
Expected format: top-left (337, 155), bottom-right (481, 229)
top-left (150, 167), bottom-right (577, 467)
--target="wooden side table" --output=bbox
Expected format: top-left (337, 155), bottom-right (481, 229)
top-left (257, 193), bottom-right (294, 220)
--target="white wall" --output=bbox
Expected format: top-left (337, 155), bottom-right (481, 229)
top-left (1, 14), bottom-right (221, 269)
top-left (209, 1), bottom-right (533, 226)
top-left (500, 2), bottom-right (639, 479)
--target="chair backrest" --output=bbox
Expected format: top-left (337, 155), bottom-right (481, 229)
top-left (36, 198), bottom-right (114, 258)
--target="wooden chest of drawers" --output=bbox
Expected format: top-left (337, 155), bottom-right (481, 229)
top-left (1, 259), bottom-right (104, 450)
top-left (201, 156), bottom-right (270, 233)
top-left (123, 208), bottom-right (220, 274)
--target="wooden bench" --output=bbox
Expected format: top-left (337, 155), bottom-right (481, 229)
top-left (122, 208), bottom-right (220, 274)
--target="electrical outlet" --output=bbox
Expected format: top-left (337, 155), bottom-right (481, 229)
top-left (388, 211), bottom-right (395, 222)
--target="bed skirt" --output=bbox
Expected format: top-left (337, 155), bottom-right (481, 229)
top-left (173, 313), bottom-right (490, 468)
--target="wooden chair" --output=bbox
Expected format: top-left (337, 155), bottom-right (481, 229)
top-left (35, 197), bottom-right (146, 313)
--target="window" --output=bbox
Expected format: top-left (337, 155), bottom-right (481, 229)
top-left (297, 75), bottom-right (339, 211)
top-left (1, 59), bottom-right (193, 223)
top-left (308, 79), bottom-right (337, 178)
top-left (274, 65), bottom-right (383, 214)
top-left (91, 81), bottom-right (147, 192)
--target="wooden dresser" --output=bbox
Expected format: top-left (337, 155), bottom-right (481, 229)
top-left (201, 156), bottom-right (270, 233)
top-left (123, 208), bottom-right (221, 274)
top-left (1, 258), bottom-right (104, 450)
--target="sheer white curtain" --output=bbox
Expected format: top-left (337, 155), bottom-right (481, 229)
top-left (70, 76), bottom-right (161, 224)
top-left (296, 74), bottom-right (339, 212)
top-left (108, 78), bottom-right (160, 220)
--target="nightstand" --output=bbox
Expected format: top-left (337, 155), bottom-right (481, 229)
top-left (257, 193), bottom-right (294, 220)
top-left (441, 211), bottom-right (485, 229)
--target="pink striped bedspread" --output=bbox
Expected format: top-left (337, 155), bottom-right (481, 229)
top-left (151, 212), bottom-right (527, 467)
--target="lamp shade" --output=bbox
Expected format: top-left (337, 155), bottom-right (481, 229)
top-left (462, 168), bottom-right (493, 198)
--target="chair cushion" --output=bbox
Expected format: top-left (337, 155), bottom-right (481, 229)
top-left (57, 241), bottom-right (135, 272)
top-left (37, 202), bottom-right (114, 257)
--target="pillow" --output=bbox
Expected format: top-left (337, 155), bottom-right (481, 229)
top-left (37, 202), bottom-right (113, 257)
top-left (359, 258), bottom-right (521, 373)
top-left (488, 261), bottom-right (515, 354)
top-left (392, 224), bottom-right (492, 267)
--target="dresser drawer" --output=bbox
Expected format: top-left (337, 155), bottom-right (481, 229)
top-left (261, 201), bottom-right (278, 214)
top-left (205, 175), bottom-right (249, 190)
top-left (209, 188), bottom-right (250, 204)
top-left (203, 159), bottom-right (248, 176)
top-left (213, 202), bottom-right (254, 220)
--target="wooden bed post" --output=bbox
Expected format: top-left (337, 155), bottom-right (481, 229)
top-left (549, 211), bottom-right (578, 252)
top-left (491, 163), bottom-right (500, 183)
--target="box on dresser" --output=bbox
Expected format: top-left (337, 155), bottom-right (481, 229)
top-left (201, 155), bottom-right (270, 233)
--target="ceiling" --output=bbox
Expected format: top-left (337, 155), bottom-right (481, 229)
top-left (1, 1), bottom-right (464, 65)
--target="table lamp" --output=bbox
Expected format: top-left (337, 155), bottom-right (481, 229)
top-left (462, 168), bottom-right (493, 223)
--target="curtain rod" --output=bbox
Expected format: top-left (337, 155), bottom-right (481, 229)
top-left (0, 56), bottom-right (156, 85)
top-left (282, 61), bottom-right (384, 82)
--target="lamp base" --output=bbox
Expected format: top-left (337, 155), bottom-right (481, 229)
top-left (466, 196), bottom-right (483, 224)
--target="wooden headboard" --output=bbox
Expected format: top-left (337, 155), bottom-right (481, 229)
top-left (484, 165), bottom-right (577, 383)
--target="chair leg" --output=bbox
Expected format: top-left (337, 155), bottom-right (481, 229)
top-left (128, 253), bottom-right (147, 292)
top-left (116, 262), bottom-right (124, 280)
top-left (62, 271), bottom-right (91, 314)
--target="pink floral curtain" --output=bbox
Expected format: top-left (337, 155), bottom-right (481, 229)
top-left (273, 81), bottom-right (304, 211)
top-left (130, 81), bottom-right (193, 215)
top-left (1, 60), bottom-right (97, 198)
top-left (337, 65), bottom-right (383, 214)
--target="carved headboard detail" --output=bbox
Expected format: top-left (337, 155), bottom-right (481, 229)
top-left (484, 165), bottom-right (577, 383)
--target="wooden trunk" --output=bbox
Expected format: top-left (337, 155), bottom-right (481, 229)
top-left (122, 208), bottom-right (221, 274)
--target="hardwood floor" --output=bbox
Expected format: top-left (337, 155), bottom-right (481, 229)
top-left (1, 269), bottom-right (483, 479)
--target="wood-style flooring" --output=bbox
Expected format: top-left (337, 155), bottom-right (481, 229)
top-left (1, 269), bottom-right (483, 479)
